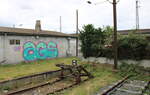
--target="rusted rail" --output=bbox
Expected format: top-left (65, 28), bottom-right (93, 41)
top-left (6, 78), bottom-right (62, 95)
top-left (4, 63), bottom-right (93, 95)
top-left (142, 80), bottom-right (150, 94)
top-left (48, 78), bottom-right (89, 95)
top-left (0, 69), bottom-right (65, 91)
top-left (101, 75), bottom-right (149, 95)
top-left (101, 76), bottom-right (131, 95)
top-left (6, 74), bottom-right (90, 95)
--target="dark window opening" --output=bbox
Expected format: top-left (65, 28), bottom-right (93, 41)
top-left (9, 39), bottom-right (20, 45)
top-left (16, 40), bottom-right (20, 45)
top-left (10, 40), bottom-right (15, 45)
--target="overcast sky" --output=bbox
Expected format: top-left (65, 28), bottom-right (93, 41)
top-left (0, 0), bottom-right (150, 33)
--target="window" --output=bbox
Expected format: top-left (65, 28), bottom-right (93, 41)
top-left (16, 40), bottom-right (20, 45)
top-left (10, 39), bottom-right (20, 45)
top-left (10, 40), bottom-right (15, 45)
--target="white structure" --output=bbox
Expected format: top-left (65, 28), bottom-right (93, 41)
top-left (0, 20), bottom-right (77, 64)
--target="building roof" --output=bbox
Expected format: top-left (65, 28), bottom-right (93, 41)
top-left (118, 29), bottom-right (150, 35)
top-left (70, 29), bottom-right (150, 36)
top-left (0, 26), bottom-right (76, 37)
top-left (1, 26), bottom-right (149, 37)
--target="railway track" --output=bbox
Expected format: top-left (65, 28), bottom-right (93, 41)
top-left (100, 76), bottom-right (149, 95)
top-left (5, 77), bottom-right (89, 95)
top-left (6, 78), bottom-right (62, 95)
top-left (142, 81), bottom-right (150, 95)
top-left (3, 63), bottom-right (93, 95)
top-left (4, 76), bottom-right (149, 95)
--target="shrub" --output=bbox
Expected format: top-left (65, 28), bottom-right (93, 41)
top-left (102, 32), bottom-right (150, 60)
top-left (79, 24), bottom-right (150, 60)
top-left (118, 34), bottom-right (149, 60)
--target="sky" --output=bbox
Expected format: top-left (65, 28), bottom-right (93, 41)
top-left (0, 0), bottom-right (150, 34)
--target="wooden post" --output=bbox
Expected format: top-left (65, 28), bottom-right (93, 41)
top-left (113, 0), bottom-right (118, 69)
top-left (76, 9), bottom-right (79, 57)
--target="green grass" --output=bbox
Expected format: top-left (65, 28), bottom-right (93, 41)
top-left (0, 57), bottom-right (79, 81)
top-left (0, 57), bottom-right (122, 95)
top-left (0, 57), bottom-right (149, 95)
top-left (118, 62), bottom-right (150, 81)
top-left (62, 63), bottom-right (122, 95)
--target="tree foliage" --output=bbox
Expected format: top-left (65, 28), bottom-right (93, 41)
top-left (79, 24), bottom-right (150, 60)
top-left (79, 24), bottom-right (106, 58)
top-left (118, 33), bottom-right (150, 60)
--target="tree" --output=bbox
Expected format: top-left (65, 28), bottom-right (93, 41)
top-left (103, 26), bottom-right (113, 46)
top-left (79, 24), bottom-right (105, 58)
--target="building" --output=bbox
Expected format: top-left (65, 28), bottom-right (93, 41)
top-left (0, 20), bottom-right (77, 64)
top-left (118, 29), bottom-right (150, 40)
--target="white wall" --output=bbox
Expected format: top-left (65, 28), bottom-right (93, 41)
top-left (81, 57), bottom-right (150, 68)
top-left (0, 35), bottom-right (76, 64)
top-left (0, 36), bottom-right (4, 64)
top-left (69, 38), bottom-right (76, 56)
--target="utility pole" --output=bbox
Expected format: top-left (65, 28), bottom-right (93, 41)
top-left (113, 0), bottom-right (118, 69)
top-left (76, 10), bottom-right (79, 57)
top-left (136, 0), bottom-right (140, 30)
top-left (60, 16), bottom-right (62, 32)
top-left (87, 0), bottom-right (118, 69)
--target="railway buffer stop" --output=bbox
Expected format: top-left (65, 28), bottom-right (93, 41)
top-left (56, 60), bottom-right (94, 84)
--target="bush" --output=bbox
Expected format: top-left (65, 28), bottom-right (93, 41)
top-left (117, 34), bottom-right (150, 60)
top-left (102, 32), bottom-right (150, 60)
top-left (79, 24), bottom-right (150, 60)
top-left (102, 48), bottom-right (113, 58)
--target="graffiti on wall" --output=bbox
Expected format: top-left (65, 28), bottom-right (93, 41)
top-left (23, 41), bottom-right (58, 61)
top-left (14, 46), bottom-right (22, 51)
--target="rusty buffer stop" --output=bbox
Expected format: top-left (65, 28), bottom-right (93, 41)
top-left (56, 60), bottom-right (94, 84)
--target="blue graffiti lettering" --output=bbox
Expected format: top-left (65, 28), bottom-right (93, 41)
top-left (23, 42), bottom-right (58, 61)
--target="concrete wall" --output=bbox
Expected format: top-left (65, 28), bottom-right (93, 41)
top-left (69, 38), bottom-right (76, 56)
top-left (78, 40), bottom-right (83, 57)
top-left (0, 35), bottom-right (76, 64)
top-left (81, 57), bottom-right (150, 68)
top-left (0, 36), bottom-right (4, 64)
